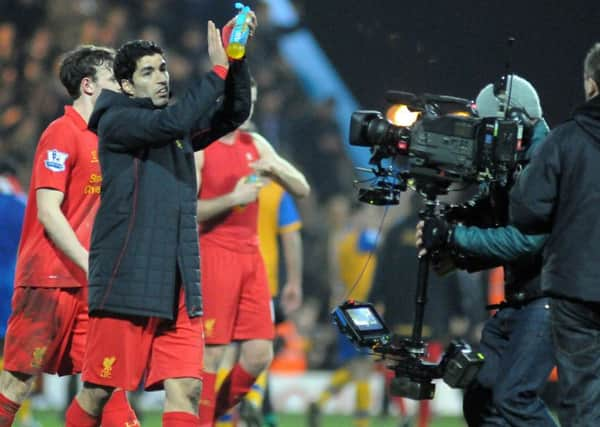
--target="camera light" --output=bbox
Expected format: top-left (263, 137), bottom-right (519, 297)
top-left (448, 111), bottom-right (472, 117)
top-left (397, 141), bottom-right (408, 152)
top-left (386, 104), bottom-right (420, 127)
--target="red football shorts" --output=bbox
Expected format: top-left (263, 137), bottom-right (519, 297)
top-left (3, 287), bottom-right (87, 376)
top-left (200, 241), bottom-right (275, 345)
top-left (82, 288), bottom-right (204, 391)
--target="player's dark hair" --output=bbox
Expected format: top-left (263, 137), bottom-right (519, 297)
top-left (59, 45), bottom-right (115, 99)
top-left (114, 40), bottom-right (164, 87)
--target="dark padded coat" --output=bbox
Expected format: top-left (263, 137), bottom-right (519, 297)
top-left (88, 60), bottom-right (251, 319)
top-left (510, 95), bottom-right (600, 302)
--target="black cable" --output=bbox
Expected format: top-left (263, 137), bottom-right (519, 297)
top-left (343, 205), bottom-right (390, 301)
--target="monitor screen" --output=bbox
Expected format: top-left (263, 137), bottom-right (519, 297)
top-left (346, 307), bottom-right (384, 331)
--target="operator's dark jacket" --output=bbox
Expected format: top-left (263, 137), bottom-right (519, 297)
top-left (451, 120), bottom-right (549, 302)
top-left (88, 60), bottom-right (251, 319)
top-left (510, 95), bottom-right (600, 302)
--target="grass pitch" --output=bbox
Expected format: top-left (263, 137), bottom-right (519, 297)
top-left (17, 411), bottom-right (466, 426)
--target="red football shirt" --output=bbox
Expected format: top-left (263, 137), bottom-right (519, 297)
top-left (14, 106), bottom-right (102, 288)
top-left (199, 131), bottom-right (260, 251)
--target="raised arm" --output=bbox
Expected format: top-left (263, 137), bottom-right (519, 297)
top-left (251, 133), bottom-right (310, 198)
top-left (100, 21), bottom-right (232, 152)
top-left (189, 59), bottom-right (252, 151)
top-left (189, 14), bottom-right (258, 150)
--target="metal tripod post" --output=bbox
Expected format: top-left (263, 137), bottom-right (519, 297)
top-left (411, 195), bottom-right (437, 345)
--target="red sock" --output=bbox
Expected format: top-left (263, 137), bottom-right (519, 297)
top-left (214, 363), bottom-right (256, 418)
top-left (416, 341), bottom-right (441, 427)
top-left (163, 411), bottom-right (199, 427)
top-left (0, 393), bottom-right (20, 426)
top-left (198, 372), bottom-right (216, 426)
top-left (418, 400), bottom-right (431, 427)
top-left (65, 398), bottom-right (101, 427)
top-left (392, 395), bottom-right (408, 417)
top-left (101, 389), bottom-right (140, 427)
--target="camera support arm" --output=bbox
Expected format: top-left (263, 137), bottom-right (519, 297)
top-left (412, 193), bottom-right (437, 347)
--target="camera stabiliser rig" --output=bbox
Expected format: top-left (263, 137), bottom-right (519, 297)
top-left (332, 159), bottom-right (486, 400)
top-left (331, 77), bottom-right (534, 399)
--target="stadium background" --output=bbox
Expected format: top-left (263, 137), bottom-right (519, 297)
top-left (1, 0), bottom-right (595, 425)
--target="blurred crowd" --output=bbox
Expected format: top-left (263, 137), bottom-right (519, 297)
top-left (0, 0), bottom-right (490, 374)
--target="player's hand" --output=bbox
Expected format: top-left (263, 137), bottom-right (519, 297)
top-left (224, 11), bottom-right (258, 37)
top-left (246, 11), bottom-right (258, 37)
top-left (281, 282), bottom-right (303, 315)
top-left (250, 156), bottom-right (280, 177)
top-left (231, 175), bottom-right (262, 206)
top-left (207, 20), bottom-right (229, 69)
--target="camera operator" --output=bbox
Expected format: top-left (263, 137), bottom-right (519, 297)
top-left (417, 75), bottom-right (558, 427)
top-left (509, 43), bottom-right (600, 426)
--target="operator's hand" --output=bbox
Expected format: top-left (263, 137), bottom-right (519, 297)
top-left (441, 203), bottom-right (466, 223)
top-left (231, 175), bottom-right (262, 206)
top-left (416, 218), bottom-right (452, 256)
top-left (207, 20), bottom-right (229, 69)
top-left (281, 281), bottom-right (303, 315)
top-left (431, 250), bottom-right (456, 276)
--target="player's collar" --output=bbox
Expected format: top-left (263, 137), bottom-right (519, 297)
top-left (64, 105), bottom-right (88, 131)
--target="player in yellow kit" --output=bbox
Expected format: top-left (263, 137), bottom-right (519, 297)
top-left (309, 205), bottom-right (380, 427)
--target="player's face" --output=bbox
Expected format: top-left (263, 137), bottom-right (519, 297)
top-left (129, 53), bottom-right (170, 107)
top-left (91, 65), bottom-right (119, 105)
top-left (584, 75), bottom-right (598, 101)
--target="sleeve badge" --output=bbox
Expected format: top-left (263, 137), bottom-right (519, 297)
top-left (44, 149), bottom-right (69, 172)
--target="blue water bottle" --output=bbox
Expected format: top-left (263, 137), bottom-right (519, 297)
top-left (227, 2), bottom-right (252, 60)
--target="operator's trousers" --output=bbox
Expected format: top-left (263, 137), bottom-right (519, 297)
top-left (550, 297), bottom-right (600, 427)
top-left (463, 297), bottom-right (557, 427)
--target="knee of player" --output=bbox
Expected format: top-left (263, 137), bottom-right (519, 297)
top-left (0, 370), bottom-right (36, 403)
top-left (183, 380), bottom-right (202, 407)
top-left (165, 378), bottom-right (202, 407)
top-left (240, 341), bottom-right (273, 374)
top-left (203, 345), bottom-right (229, 372)
top-left (79, 383), bottom-right (114, 414)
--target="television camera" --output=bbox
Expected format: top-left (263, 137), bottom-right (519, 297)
top-left (350, 90), bottom-right (526, 204)
top-left (333, 83), bottom-right (531, 399)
